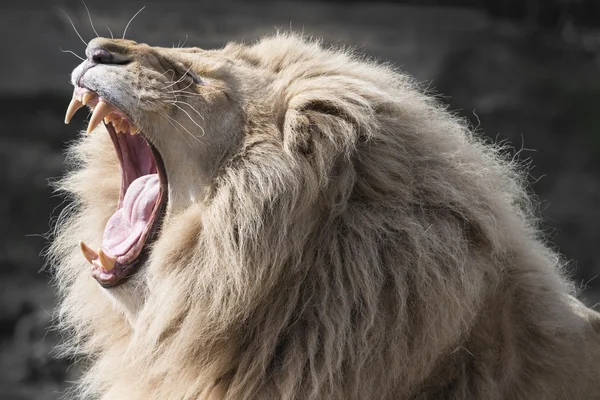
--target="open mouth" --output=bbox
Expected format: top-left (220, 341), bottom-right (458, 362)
top-left (65, 87), bottom-right (168, 288)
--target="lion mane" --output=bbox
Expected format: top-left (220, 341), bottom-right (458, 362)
top-left (49, 34), bottom-right (600, 399)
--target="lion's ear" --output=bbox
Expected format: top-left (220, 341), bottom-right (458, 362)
top-left (280, 95), bottom-right (369, 209)
top-left (282, 98), bottom-right (361, 158)
top-left (281, 105), bottom-right (314, 156)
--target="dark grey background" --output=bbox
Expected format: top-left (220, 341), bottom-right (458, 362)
top-left (1, 1), bottom-right (599, 398)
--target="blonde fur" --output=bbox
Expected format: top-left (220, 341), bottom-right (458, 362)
top-left (49, 34), bottom-right (600, 399)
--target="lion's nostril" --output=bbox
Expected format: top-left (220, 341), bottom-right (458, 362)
top-left (90, 49), bottom-right (115, 64)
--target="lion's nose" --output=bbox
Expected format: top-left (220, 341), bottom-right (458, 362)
top-left (86, 39), bottom-right (130, 65)
top-left (89, 48), bottom-right (116, 64)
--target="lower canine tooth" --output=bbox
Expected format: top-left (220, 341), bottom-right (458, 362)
top-left (79, 240), bottom-right (98, 264)
top-left (98, 249), bottom-right (116, 271)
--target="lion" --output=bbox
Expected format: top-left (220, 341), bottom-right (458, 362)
top-left (49, 33), bottom-right (600, 399)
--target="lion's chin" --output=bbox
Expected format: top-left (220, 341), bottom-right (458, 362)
top-left (66, 87), bottom-right (169, 288)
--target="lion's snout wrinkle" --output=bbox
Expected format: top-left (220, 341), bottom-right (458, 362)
top-left (50, 33), bottom-right (600, 400)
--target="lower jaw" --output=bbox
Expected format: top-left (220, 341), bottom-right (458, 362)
top-left (93, 257), bottom-right (142, 289)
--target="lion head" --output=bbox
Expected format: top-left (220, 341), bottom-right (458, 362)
top-left (50, 34), bottom-right (597, 399)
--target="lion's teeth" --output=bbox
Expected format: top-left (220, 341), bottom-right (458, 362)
top-left (98, 249), bottom-right (116, 271)
top-left (130, 124), bottom-right (138, 135)
top-left (105, 114), bottom-right (116, 125)
top-left (79, 240), bottom-right (98, 264)
top-left (82, 92), bottom-right (94, 106)
top-left (116, 120), bottom-right (124, 133)
top-left (65, 97), bottom-right (83, 124)
top-left (87, 101), bottom-right (112, 134)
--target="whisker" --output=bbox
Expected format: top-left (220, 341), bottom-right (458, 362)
top-left (164, 110), bottom-right (199, 137)
top-left (61, 9), bottom-right (88, 46)
top-left (159, 69), bottom-right (175, 77)
top-left (157, 69), bottom-right (176, 82)
top-left (105, 24), bottom-right (114, 39)
top-left (179, 34), bottom-right (188, 48)
top-left (164, 112), bottom-right (202, 144)
top-left (174, 80), bottom-right (194, 93)
top-left (167, 100), bottom-right (205, 120)
top-left (167, 82), bottom-right (194, 101)
top-left (158, 112), bottom-right (192, 147)
top-left (171, 94), bottom-right (205, 100)
top-left (171, 87), bottom-right (209, 95)
top-left (161, 66), bottom-right (193, 90)
top-left (173, 88), bottom-right (225, 97)
top-left (169, 102), bottom-right (205, 135)
top-left (82, 0), bottom-right (99, 38)
top-left (60, 47), bottom-right (86, 61)
top-left (171, 92), bottom-right (201, 98)
top-left (123, 6), bottom-right (146, 40)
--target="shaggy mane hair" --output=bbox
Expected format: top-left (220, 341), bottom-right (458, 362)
top-left (49, 34), bottom-right (600, 399)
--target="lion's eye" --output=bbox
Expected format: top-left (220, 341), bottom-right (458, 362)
top-left (186, 70), bottom-right (203, 85)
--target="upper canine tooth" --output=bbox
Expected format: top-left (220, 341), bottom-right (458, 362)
top-left (82, 92), bottom-right (94, 106)
top-left (98, 248), bottom-right (116, 271)
top-left (130, 124), bottom-right (138, 135)
top-left (87, 101), bottom-right (113, 134)
top-left (79, 240), bottom-right (98, 264)
top-left (65, 97), bottom-right (83, 124)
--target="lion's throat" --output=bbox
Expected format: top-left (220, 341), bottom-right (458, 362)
top-left (102, 174), bottom-right (160, 258)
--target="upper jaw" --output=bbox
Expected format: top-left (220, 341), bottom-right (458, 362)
top-left (68, 74), bottom-right (209, 208)
top-left (66, 86), bottom-right (140, 137)
top-left (71, 61), bottom-right (146, 133)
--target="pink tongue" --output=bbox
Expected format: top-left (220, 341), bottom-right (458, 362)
top-left (102, 174), bottom-right (159, 257)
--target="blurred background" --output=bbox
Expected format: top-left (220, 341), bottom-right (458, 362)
top-left (1, 0), bottom-right (599, 398)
